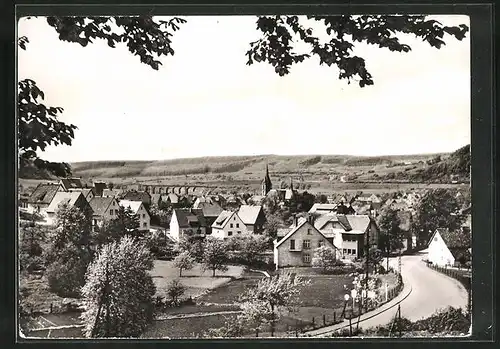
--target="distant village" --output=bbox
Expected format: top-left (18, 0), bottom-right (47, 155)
top-left (20, 164), bottom-right (471, 269)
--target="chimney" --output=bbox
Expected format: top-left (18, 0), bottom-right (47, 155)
top-left (293, 215), bottom-right (298, 227)
top-left (308, 214), bottom-right (315, 225)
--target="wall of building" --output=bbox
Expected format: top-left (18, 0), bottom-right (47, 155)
top-left (170, 212), bottom-right (180, 241)
top-left (276, 223), bottom-right (335, 268)
top-left (136, 204), bottom-right (150, 231)
top-left (341, 234), bottom-right (362, 259)
top-left (211, 214), bottom-right (248, 240)
top-left (428, 233), bottom-right (455, 267)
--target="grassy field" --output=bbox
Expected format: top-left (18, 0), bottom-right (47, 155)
top-left (151, 260), bottom-right (244, 300)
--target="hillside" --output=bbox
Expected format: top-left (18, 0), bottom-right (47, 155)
top-left (65, 152), bottom-right (452, 181)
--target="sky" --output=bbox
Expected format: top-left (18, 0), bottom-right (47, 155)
top-left (18, 15), bottom-right (470, 162)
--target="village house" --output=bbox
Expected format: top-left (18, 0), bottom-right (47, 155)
top-left (119, 200), bottom-right (151, 231)
top-left (19, 193), bottom-right (30, 212)
top-left (311, 213), bottom-right (380, 260)
top-left (58, 177), bottom-right (85, 191)
top-left (211, 210), bottom-right (248, 240)
top-left (308, 203), bottom-right (338, 215)
top-left (427, 228), bottom-right (471, 267)
top-left (169, 208), bottom-right (208, 241)
top-left (122, 190), bottom-right (151, 207)
top-left (274, 218), bottom-right (339, 269)
top-left (27, 183), bottom-right (63, 215)
top-left (192, 200), bottom-right (223, 235)
top-left (237, 205), bottom-right (266, 233)
top-left (89, 196), bottom-right (121, 231)
top-left (93, 181), bottom-right (107, 197)
top-left (66, 187), bottom-right (95, 203)
top-left (45, 191), bottom-right (92, 226)
top-left (102, 188), bottom-right (123, 198)
top-left (164, 193), bottom-right (179, 205)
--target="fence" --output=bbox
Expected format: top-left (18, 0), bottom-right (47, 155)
top-left (426, 263), bottom-right (471, 313)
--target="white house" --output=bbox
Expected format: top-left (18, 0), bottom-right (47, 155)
top-left (27, 183), bottom-right (62, 215)
top-left (427, 228), bottom-right (470, 267)
top-left (89, 196), bottom-right (120, 230)
top-left (274, 218), bottom-right (339, 269)
top-left (119, 200), bottom-right (151, 231)
top-left (237, 205), bottom-right (266, 233)
top-left (211, 210), bottom-right (248, 240)
top-left (45, 191), bottom-right (91, 226)
top-left (169, 208), bottom-right (207, 241)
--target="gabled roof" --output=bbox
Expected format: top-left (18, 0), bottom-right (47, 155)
top-left (284, 189), bottom-right (295, 200)
top-left (46, 191), bottom-right (83, 213)
top-left (173, 208), bottom-right (207, 228)
top-left (67, 187), bottom-right (94, 198)
top-left (195, 202), bottom-right (223, 218)
top-left (102, 189), bottom-right (123, 198)
top-left (429, 228), bottom-right (470, 250)
top-left (165, 193), bottom-right (179, 204)
top-left (212, 210), bottom-right (235, 229)
top-left (275, 220), bottom-right (339, 250)
top-left (89, 197), bottom-right (115, 217)
top-left (60, 177), bottom-right (84, 190)
top-left (28, 183), bottom-right (61, 204)
top-left (122, 190), bottom-right (151, 202)
top-left (308, 203), bottom-right (337, 214)
top-left (238, 205), bottom-right (263, 225)
top-left (119, 200), bottom-right (144, 215)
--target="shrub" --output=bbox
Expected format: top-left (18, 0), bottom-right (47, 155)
top-left (167, 279), bottom-right (186, 306)
top-left (46, 258), bottom-right (89, 298)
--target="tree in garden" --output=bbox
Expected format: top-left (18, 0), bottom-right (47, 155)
top-left (234, 235), bottom-right (269, 266)
top-left (143, 230), bottom-right (174, 259)
top-left (99, 206), bottom-right (141, 244)
top-left (311, 246), bottom-right (338, 273)
top-left (411, 189), bottom-right (465, 245)
top-left (149, 204), bottom-right (171, 228)
top-left (45, 203), bottom-right (94, 297)
top-left (175, 235), bottom-right (205, 263)
top-left (263, 214), bottom-right (282, 240)
top-left (166, 279), bottom-right (186, 306)
top-left (19, 224), bottom-right (47, 272)
top-left (202, 237), bottom-right (229, 277)
top-left (80, 236), bottom-right (156, 338)
top-left (173, 251), bottom-right (195, 277)
top-left (377, 207), bottom-right (405, 270)
top-left (239, 271), bottom-right (310, 336)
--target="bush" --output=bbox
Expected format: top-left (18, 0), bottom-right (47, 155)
top-left (46, 258), bottom-right (88, 298)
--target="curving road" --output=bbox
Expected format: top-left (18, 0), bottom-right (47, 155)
top-left (356, 251), bottom-right (469, 330)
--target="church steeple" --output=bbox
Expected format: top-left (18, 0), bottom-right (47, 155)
top-left (262, 163), bottom-right (272, 196)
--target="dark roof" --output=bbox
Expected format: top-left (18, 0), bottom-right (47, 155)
top-left (174, 208), bottom-right (207, 228)
top-left (337, 215), bottom-right (352, 231)
top-left (122, 190), bottom-right (151, 202)
top-left (89, 197), bottom-right (115, 217)
top-left (60, 178), bottom-right (84, 190)
top-left (28, 184), bottom-right (61, 204)
top-left (196, 202), bottom-right (223, 218)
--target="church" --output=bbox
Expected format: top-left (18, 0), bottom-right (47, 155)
top-left (261, 164), bottom-right (296, 203)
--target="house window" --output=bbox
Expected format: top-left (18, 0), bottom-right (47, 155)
top-left (236, 223), bottom-right (239, 228)
top-left (303, 240), bottom-right (311, 249)
top-left (143, 222), bottom-right (147, 228)
top-left (110, 210), bottom-right (113, 215)
top-left (230, 223), bottom-right (233, 228)
top-left (307, 229), bottom-right (312, 235)
top-left (318, 240), bottom-right (324, 247)
top-left (228, 231), bottom-right (233, 236)
top-left (290, 239), bottom-right (296, 250)
top-left (142, 214), bottom-right (145, 218)
top-left (238, 231), bottom-right (241, 234)
top-left (112, 201), bottom-right (115, 205)
top-left (352, 249), bottom-right (357, 256)
top-left (347, 249), bottom-right (352, 255)
top-left (434, 236), bottom-right (438, 242)
top-left (303, 253), bottom-right (311, 263)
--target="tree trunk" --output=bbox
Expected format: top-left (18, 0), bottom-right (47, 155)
top-left (212, 268), bottom-right (216, 277)
top-left (179, 268), bottom-right (182, 277)
top-left (270, 304), bottom-right (275, 337)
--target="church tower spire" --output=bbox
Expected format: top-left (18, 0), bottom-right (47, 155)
top-left (262, 163), bottom-right (272, 196)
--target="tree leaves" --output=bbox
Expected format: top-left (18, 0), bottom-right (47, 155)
top-left (18, 79), bottom-right (76, 177)
top-left (45, 16), bottom-right (186, 71)
top-left (247, 15), bottom-right (469, 86)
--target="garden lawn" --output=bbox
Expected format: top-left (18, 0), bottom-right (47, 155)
top-left (150, 260), bottom-right (244, 299)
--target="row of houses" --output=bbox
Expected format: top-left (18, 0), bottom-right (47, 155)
top-left (24, 179), bottom-right (151, 231)
top-left (169, 205), bottom-right (266, 241)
